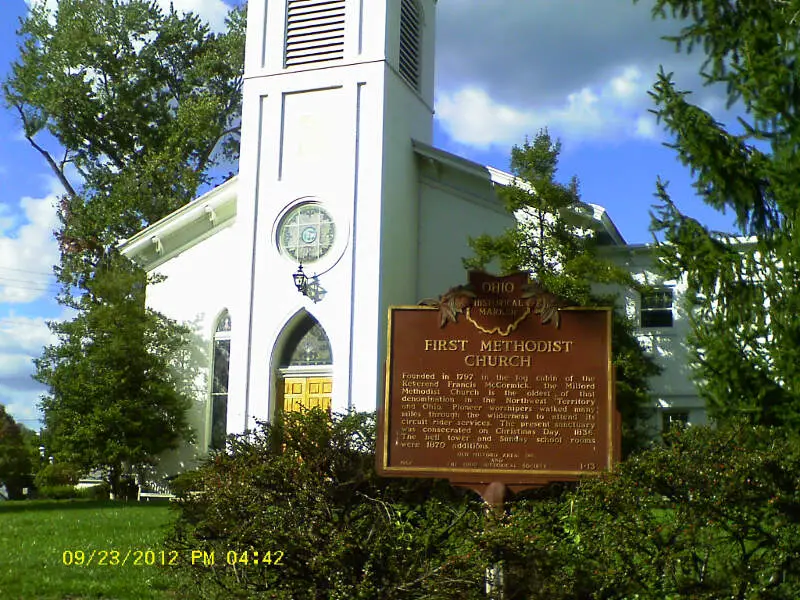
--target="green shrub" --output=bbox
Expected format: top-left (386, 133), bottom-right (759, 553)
top-left (34, 462), bottom-right (81, 488)
top-left (464, 487), bottom-right (591, 600)
top-left (38, 484), bottom-right (83, 500)
top-left (79, 482), bottom-right (110, 500)
top-left (168, 468), bottom-right (202, 496)
top-left (167, 409), bottom-right (486, 600)
top-left (0, 404), bottom-right (33, 500)
top-left (496, 421), bottom-right (800, 599)
top-left (166, 415), bottom-right (800, 599)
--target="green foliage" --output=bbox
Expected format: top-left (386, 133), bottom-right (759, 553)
top-left (448, 422), bottom-right (800, 599)
top-left (168, 468), bottom-right (204, 497)
top-left (37, 485), bottom-right (83, 500)
top-left (167, 410), bottom-right (800, 598)
top-left (33, 464), bottom-right (110, 500)
top-left (5, 1), bottom-right (243, 496)
top-left (34, 254), bottom-right (196, 497)
top-left (80, 482), bottom-right (111, 500)
top-left (0, 405), bottom-right (33, 500)
top-left (465, 130), bottom-right (660, 452)
top-left (561, 421), bottom-right (800, 599)
top-left (639, 0), bottom-right (800, 426)
top-left (168, 409), bottom-right (487, 600)
top-left (34, 462), bottom-right (81, 488)
top-left (3, 0), bottom-right (245, 282)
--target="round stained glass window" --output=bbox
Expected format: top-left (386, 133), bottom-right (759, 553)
top-left (277, 203), bottom-right (336, 263)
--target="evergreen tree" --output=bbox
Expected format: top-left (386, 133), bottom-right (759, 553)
top-left (639, 0), bottom-right (800, 427)
top-left (465, 130), bottom-right (660, 452)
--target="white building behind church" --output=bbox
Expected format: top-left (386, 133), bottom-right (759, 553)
top-left (120, 0), bottom-right (704, 471)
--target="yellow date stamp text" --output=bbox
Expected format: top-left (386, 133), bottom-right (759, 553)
top-left (61, 548), bottom-right (285, 567)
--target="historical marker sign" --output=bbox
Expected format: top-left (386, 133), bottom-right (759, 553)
top-left (378, 272), bottom-right (619, 486)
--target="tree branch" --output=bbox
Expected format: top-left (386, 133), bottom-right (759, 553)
top-left (14, 103), bottom-right (77, 198)
top-left (196, 125), bottom-right (241, 174)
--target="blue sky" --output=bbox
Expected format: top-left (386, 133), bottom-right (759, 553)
top-left (0, 0), bottom-right (741, 428)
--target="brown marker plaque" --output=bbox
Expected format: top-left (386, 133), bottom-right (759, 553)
top-left (378, 272), bottom-right (619, 486)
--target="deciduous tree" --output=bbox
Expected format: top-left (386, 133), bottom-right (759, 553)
top-left (0, 404), bottom-right (33, 500)
top-left (4, 0), bottom-right (244, 492)
top-left (4, 0), bottom-right (245, 283)
top-left (465, 130), bottom-right (660, 452)
top-left (34, 255), bottom-right (196, 496)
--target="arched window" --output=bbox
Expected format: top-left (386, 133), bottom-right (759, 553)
top-left (399, 0), bottom-right (422, 91)
top-left (279, 317), bottom-right (332, 368)
top-left (210, 311), bottom-right (231, 451)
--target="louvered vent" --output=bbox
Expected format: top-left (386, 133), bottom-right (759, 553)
top-left (399, 0), bottom-right (422, 90)
top-left (285, 0), bottom-right (346, 67)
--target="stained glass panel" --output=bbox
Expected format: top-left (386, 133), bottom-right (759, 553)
top-left (279, 318), bottom-right (332, 367)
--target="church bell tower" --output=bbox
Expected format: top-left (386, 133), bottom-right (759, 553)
top-left (227, 0), bottom-right (439, 430)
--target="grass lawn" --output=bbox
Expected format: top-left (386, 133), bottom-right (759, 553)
top-left (0, 499), bottom-right (194, 599)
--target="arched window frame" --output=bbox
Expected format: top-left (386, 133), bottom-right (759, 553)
top-left (278, 316), bottom-right (333, 368)
top-left (210, 310), bottom-right (231, 451)
top-left (270, 310), bottom-right (334, 418)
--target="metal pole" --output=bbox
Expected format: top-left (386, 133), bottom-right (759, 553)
top-left (483, 482), bottom-right (507, 600)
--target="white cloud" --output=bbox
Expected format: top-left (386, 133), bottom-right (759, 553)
top-left (436, 0), bottom-right (695, 109)
top-left (635, 116), bottom-right (659, 140)
top-left (0, 309), bottom-right (74, 429)
top-left (0, 178), bottom-right (60, 304)
top-left (435, 66), bottom-right (661, 149)
top-left (0, 384), bottom-right (43, 430)
top-left (25, 0), bottom-right (235, 33)
top-left (0, 314), bottom-right (56, 356)
top-left (160, 0), bottom-right (234, 32)
top-left (0, 354), bottom-right (36, 378)
top-left (608, 67), bottom-right (645, 103)
top-left (0, 314), bottom-right (57, 429)
top-left (436, 88), bottom-right (528, 150)
top-left (0, 203), bottom-right (17, 235)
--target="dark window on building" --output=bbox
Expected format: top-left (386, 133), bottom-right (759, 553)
top-left (399, 0), bottom-right (422, 90)
top-left (210, 311), bottom-right (231, 451)
top-left (641, 288), bottom-right (673, 328)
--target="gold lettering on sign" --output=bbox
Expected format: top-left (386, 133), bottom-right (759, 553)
top-left (395, 364), bottom-right (608, 462)
top-left (424, 339), bottom-right (469, 351)
top-left (464, 354), bottom-right (532, 367)
top-left (479, 340), bottom-right (574, 353)
top-left (389, 306), bottom-right (608, 472)
top-left (481, 281), bottom-right (515, 294)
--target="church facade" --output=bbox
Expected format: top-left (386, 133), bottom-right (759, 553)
top-left (120, 0), bottom-right (703, 470)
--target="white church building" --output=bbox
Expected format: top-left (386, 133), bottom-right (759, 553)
top-left (120, 0), bottom-right (703, 468)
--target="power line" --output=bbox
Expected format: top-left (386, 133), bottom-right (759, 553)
top-left (0, 275), bottom-right (59, 286)
top-left (0, 279), bottom-right (60, 293)
top-left (0, 266), bottom-right (56, 278)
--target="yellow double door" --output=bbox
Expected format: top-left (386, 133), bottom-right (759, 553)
top-left (281, 376), bottom-right (332, 413)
